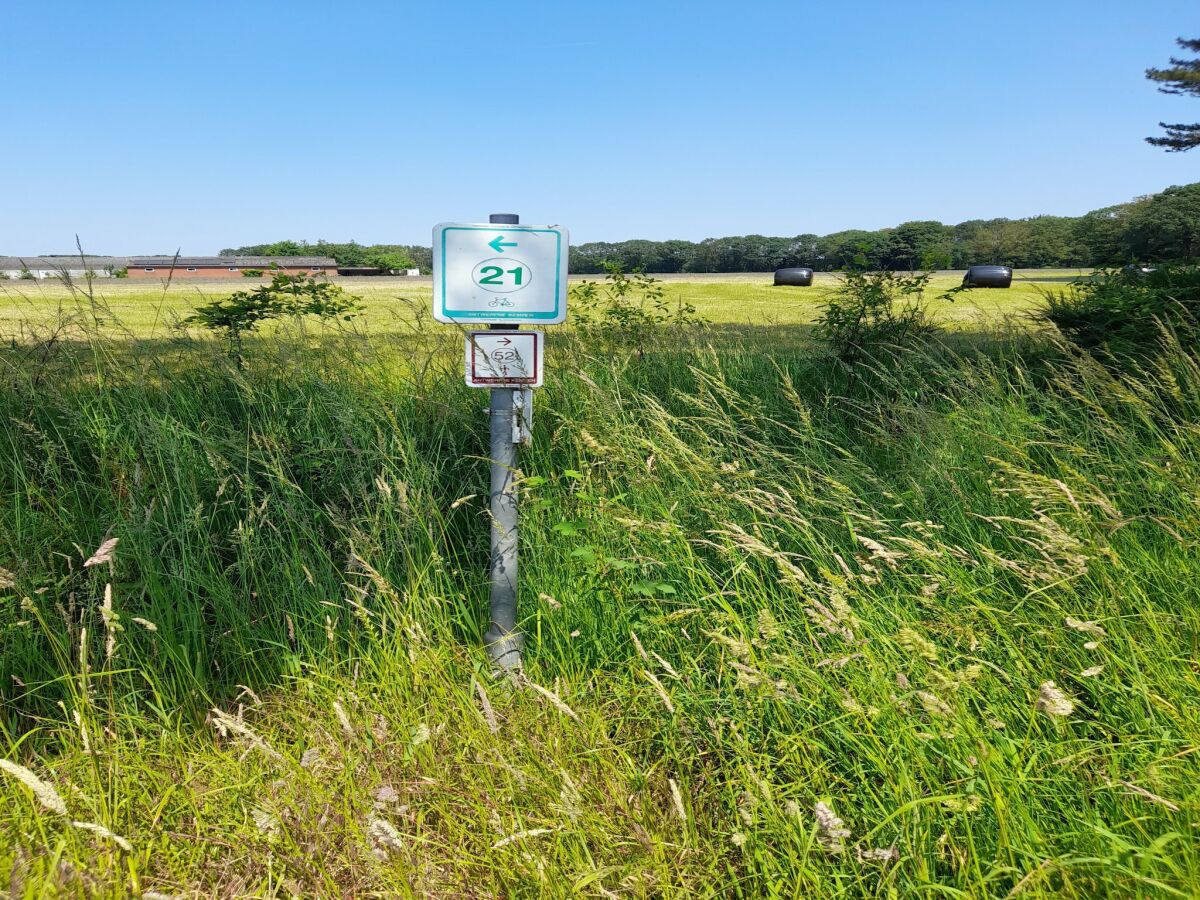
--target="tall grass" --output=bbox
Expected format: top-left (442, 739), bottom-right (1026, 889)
top-left (0, 301), bottom-right (1197, 896)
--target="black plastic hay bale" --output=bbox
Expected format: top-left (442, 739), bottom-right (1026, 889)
top-left (963, 265), bottom-right (1012, 288)
top-left (774, 267), bottom-right (814, 286)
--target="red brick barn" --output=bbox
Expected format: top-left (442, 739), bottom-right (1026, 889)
top-left (127, 256), bottom-right (338, 279)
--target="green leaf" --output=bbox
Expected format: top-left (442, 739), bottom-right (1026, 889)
top-left (570, 547), bottom-right (598, 564)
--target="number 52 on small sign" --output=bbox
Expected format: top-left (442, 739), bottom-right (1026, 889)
top-left (464, 330), bottom-right (543, 388)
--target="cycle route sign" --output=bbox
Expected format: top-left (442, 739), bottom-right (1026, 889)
top-left (464, 330), bottom-right (543, 388)
top-left (432, 222), bottom-right (568, 324)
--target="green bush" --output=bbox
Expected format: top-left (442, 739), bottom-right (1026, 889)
top-left (241, 268), bottom-right (264, 278)
top-left (572, 261), bottom-right (706, 357)
top-left (184, 273), bottom-right (361, 367)
top-left (1040, 264), bottom-right (1200, 354)
top-left (817, 264), bottom-right (937, 361)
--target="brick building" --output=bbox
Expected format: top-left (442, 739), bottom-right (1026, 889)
top-left (128, 256), bottom-right (338, 279)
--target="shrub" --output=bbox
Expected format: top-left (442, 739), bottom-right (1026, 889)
top-left (572, 261), bottom-right (706, 357)
top-left (184, 273), bottom-right (361, 367)
top-left (1040, 264), bottom-right (1200, 355)
top-left (242, 268), bottom-right (264, 278)
top-left (817, 263), bottom-right (937, 361)
top-left (369, 250), bottom-right (416, 273)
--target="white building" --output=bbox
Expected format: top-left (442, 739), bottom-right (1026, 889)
top-left (0, 256), bottom-right (130, 280)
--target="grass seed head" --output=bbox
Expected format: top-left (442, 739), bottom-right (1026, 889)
top-left (251, 807), bottom-right (280, 839)
top-left (369, 817), bottom-right (405, 858)
top-left (1065, 616), bottom-right (1106, 638)
top-left (333, 699), bottom-right (354, 738)
top-left (857, 846), bottom-right (899, 864)
top-left (1037, 681), bottom-right (1075, 719)
top-left (897, 627), bottom-right (938, 662)
top-left (0, 758), bottom-right (68, 815)
top-left (83, 537), bottom-right (119, 568)
top-left (669, 778), bottom-right (688, 824)
top-left (814, 801), bottom-right (850, 854)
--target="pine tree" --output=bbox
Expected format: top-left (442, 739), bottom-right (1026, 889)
top-left (1146, 38), bottom-right (1200, 152)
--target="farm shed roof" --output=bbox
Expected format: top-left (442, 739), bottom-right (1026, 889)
top-left (0, 256), bottom-right (129, 269)
top-left (130, 256), bottom-right (338, 268)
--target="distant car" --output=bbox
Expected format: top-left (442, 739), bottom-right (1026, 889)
top-left (963, 265), bottom-right (1013, 288)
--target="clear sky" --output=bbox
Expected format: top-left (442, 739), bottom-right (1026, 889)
top-left (2, 0), bottom-right (1197, 254)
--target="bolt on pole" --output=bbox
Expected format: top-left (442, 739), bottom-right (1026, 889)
top-left (483, 212), bottom-right (524, 671)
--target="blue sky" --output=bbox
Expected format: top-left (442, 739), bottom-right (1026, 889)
top-left (3, 0), bottom-right (1197, 254)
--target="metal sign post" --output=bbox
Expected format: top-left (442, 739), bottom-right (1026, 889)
top-left (433, 212), bottom-right (567, 671)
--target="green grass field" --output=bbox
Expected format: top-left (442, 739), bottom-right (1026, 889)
top-left (0, 270), bottom-right (1078, 339)
top-left (2, 270), bottom-right (1198, 897)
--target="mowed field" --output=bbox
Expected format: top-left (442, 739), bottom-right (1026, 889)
top-left (0, 269), bottom-right (1084, 338)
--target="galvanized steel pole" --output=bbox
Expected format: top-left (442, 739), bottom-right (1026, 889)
top-left (484, 212), bottom-right (524, 671)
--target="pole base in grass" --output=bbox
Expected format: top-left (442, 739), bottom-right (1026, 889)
top-left (484, 629), bottom-right (524, 672)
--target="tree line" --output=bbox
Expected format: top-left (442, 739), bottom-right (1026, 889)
top-left (218, 240), bottom-right (427, 273)
top-left (224, 182), bottom-right (1200, 274)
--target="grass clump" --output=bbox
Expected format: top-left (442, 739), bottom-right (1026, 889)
top-left (0, 294), bottom-right (1198, 896)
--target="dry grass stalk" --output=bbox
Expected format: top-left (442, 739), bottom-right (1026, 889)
top-left (1117, 780), bottom-right (1180, 812)
top-left (642, 669), bottom-right (675, 714)
top-left (630, 630), bottom-right (648, 661)
top-left (100, 583), bottom-right (120, 661)
top-left (473, 677), bottom-right (500, 734)
top-left (209, 708), bottom-right (283, 762)
top-left (70, 821), bottom-right (132, 852)
top-left (650, 651), bottom-right (679, 679)
top-left (523, 678), bottom-right (580, 721)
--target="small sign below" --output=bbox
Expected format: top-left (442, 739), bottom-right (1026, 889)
top-left (465, 330), bottom-right (543, 388)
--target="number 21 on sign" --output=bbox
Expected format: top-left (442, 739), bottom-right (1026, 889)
top-left (472, 258), bottom-right (529, 292)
